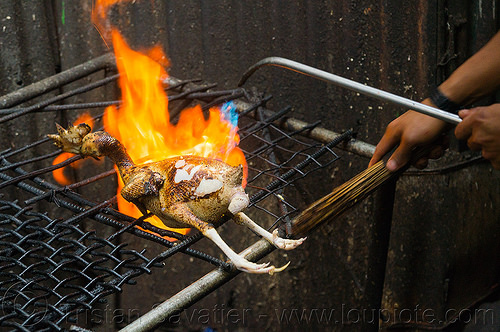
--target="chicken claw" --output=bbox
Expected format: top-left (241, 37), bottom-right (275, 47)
top-left (230, 257), bottom-right (271, 274)
top-left (272, 229), bottom-right (307, 250)
top-left (231, 257), bottom-right (290, 275)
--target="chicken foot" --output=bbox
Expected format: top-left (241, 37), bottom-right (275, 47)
top-left (233, 212), bottom-right (307, 253)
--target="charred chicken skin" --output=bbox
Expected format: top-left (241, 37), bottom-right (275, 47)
top-left (48, 123), bottom-right (306, 274)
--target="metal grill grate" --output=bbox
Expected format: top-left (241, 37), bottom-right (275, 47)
top-left (0, 57), bottom-right (352, 331)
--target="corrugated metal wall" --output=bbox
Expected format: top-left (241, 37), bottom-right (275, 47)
top-left (1, 1), bottom-right (499, 331)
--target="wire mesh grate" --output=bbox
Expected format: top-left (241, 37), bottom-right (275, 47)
top-left (0, 70), bottom-right (351, 331)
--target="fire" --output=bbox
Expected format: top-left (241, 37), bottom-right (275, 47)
top-left (51, 113), bottom-right (99, 185)
top-left (52, 1), bottom-right (247, 239)
top-left (102, 30), bottom-right (246, 235)
top-left (91, 0), bottom-right (134, 41)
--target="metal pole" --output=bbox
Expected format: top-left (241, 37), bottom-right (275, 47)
top-left (238, 57), bottom-right (462, 125)
top-left (277, 116), bottom-right (376, 158)
top-left (0, 53), bottom-right (115, 109)
top-left (119, 239), bottom-right (275, 332)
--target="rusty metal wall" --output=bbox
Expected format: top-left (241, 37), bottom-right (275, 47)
top-left (0, 1), bottom-right (499, 331)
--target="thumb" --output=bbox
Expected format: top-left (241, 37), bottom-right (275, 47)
top-left (386, 144), bottom-right (413, 172)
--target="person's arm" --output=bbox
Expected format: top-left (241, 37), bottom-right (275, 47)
top-left (369, 31), bottom-right (500, 171)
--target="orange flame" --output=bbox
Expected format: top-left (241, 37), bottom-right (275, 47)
top-left (51, 1), bottom-right (247, 240)
top-left (91, 0), bottom-right (134, 43)
top-left (52, 113), bottom-right (98, 185)
top-left (92, 0), bottom-right (127, 21)
top-left (102, 30), bottom-right (247, 235)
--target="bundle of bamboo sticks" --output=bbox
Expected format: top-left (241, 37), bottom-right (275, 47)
top-left (291, 160), bottom-right (395, 235)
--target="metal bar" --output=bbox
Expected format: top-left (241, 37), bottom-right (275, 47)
top-left (0, 101), bottom-right (120, 115)
top-left (246, 120), bottom-right (324, 171)
top-left (167, 83), bottom-right (217, 102)
top-left (238, 57), bottom-right (462, 125)
top-left (281, 117), bottom-right (376, 158)
top-left (0, 53), bottom-right (115, 109)
top-left (0, 137), bottom-right (52, 159)
top-left (0, 155), bottom-right (82, 190)
top-left (163, 78), bottom-right (203, 90)
top-left (120, 238), bottom-right (275, 332)
top-left (60, 197), bottom-right (116, 226)
top-left (0, 85), bottom-right (241, 116)
top-left (0, 74), bottom-right (119, 124)
top-left (186, 89), bottom-right (243, 100)
top-left (132, 222), bottom-right (182, 240)
top-left (200, 91), bottom-right (245, 111)
top-left (0, 150), bottom-right (60, 172)
top-left (232, 99), bottom-right (376, 158)
top-left (65, 169), bottom-right (117, 190)
top-left (238, 95), bottom-right (272, 117)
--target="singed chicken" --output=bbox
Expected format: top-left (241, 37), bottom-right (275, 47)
top-left (48, 123), bottom-right (306, 274)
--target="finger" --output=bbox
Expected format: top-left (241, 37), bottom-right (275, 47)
top-left (482, 149), bottom-right (495, 162)
top-left (491, 156), bottom-right (500, 170)
top-left (455, 112), bottom-right (475, 140)
top-left (369, 134), bottom-right (400, 167)
top-left (433, 134), bottom-right (449, 150)
top-left (481, 148), bottom-right (500, 169)
top-left (467, 137), bottom-right (482, 151)
top-left (482, 149), bottom-right (500, 169)
top-left (428, 145), bottom-right (444, 159)
top-left (414, 157), bottom-right (429, 169)
top-left (386, 142), bottom-right (414, 172)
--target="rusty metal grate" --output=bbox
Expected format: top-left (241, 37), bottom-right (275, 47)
top-left (0, 56), bottom-right (352, 331)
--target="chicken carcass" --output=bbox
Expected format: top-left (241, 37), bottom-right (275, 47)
top-left (48, 123), bottom-right (306, 274)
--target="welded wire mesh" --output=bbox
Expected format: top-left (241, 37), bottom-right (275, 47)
top-left (0, 72), bottom-right (351, 331)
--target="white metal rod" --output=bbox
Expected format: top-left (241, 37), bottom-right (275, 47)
top-left (238, 57), bottom-right (462, 125)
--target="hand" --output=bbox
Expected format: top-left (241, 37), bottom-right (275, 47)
top-left (369, 108), bottom-right (449, 171)
top-left (455, 104), bottom-right (500, 169)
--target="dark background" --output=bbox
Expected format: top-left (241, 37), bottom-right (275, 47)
top-left (0, 1), bottom-right (499, 331)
